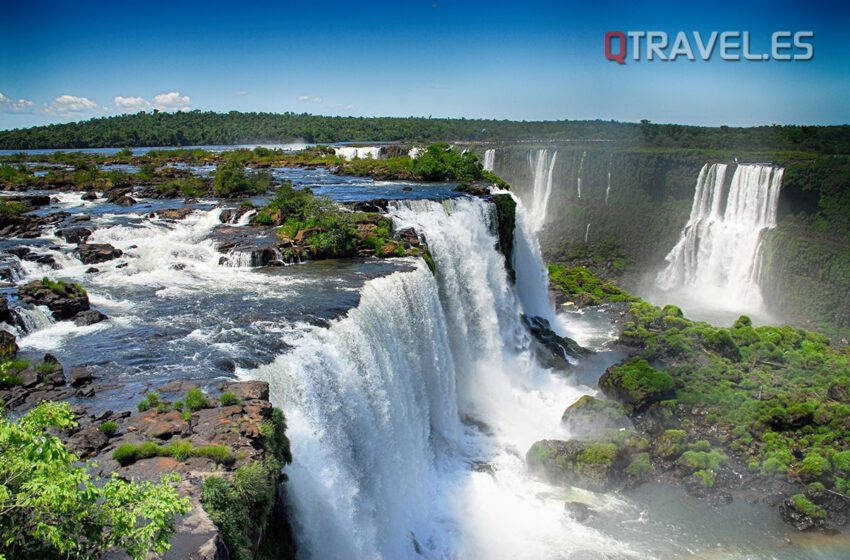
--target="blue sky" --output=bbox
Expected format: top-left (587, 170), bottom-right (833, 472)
top-left (1, 0), bottom-right (848, 130)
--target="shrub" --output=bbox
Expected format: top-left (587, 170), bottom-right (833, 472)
top-left (799, 452), bottom-right (831, 479)
top-left (213, 160), bottom-right (271, 197)
top-left (112, 440), bottom-right (234, 467)
top-left (0, 402), bottom-right (190, 559)
top-left (219, 392), bottom-right (241, 406)
top-left (185, 387), bottom-right (212, 411)
top-left (99, 420), bottom-right (119, 436)
top-left (137, 391), bottom-right (161, 412)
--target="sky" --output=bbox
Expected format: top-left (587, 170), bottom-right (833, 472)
top-left (1, 0), bottom-right (848, 130)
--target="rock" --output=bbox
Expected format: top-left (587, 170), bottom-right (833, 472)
top-left (155, 208), bottom-right (193, 220)
top-left (76, 243), bottom-right (123, 264)
top-left (65, 425), bottom-right (108, 457)
top-left (523, 315), bottom-right (589, 369)
top-left (69, 366), bottom-right (93, 387)
top-left (73, 309), bottom-right (108, 326)
top-left (76, 385), bottom-right (96, 398)
top-left (598, 358), bottom-right (675, 414)
top-left (18, 279), bottom-right (90, 320)
top-left (81, 191), bottom-right (98, 201)
top-left (220, 380), bottom-right (269, 401)
top-left (526, 439), bottom-right (629, 492)
top-left (219, 205), bottom-right (254, 224)
top-left (128, 409), bottom-right (190, 440)
top-left (70, 214), bottom-right (92, 222)
top-left (781, 495), bottom-right (827, 531)
top-left (0, 330), bottom-right (17, 358)
top-left (350, 199), bottom-right (388, 213)
top-left (561, 395), bottom-right (632, 440)
top-left (158, 380), bottom-right (200, 395)
top-left (114, 195), bottom-right (137, 207)
top-left (18, 369), bottom-right (40, 388)
top-left (394, 227), bottom-right (420, 247)
top-left (85, 267), bottom-right (99, 273)
top-left (564, 501), bottom-right (594, 522)
top-left (56, 226), bottom-right (92, 244)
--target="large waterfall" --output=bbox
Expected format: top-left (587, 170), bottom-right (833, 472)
top-left (483, 148), bottom-right (495, 172)
top-left (334, 146), bottom-right (383, 160)
top-left (254, 196), bottom-right (627, 559)
top-left (527, 149), bottom-right (558, 232)
top-left (656, 163), bottom-right (783, 310)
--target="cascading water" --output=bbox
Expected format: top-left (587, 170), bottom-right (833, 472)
top-left (527, 149), bottom-right (557, 232)
top-left (656, 163), bottom-right (783, 310)
top-left (605, 154), bottom-right (613, 205)
top-left (576, 150), bottom-right (586, 199)
top-left (483, 148), bottom-right (496, 172)
top-left (333, 146), bottom-right (383, 160)
top-left (252, 196), bottom-right (629, 559)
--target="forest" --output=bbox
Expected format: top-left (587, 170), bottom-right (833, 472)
top-left (2, 111), bottom-right (850, 154)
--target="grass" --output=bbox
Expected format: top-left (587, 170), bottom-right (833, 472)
top-left (99, 420), bottom-right (118, 436)
top-left (113, 440), bottom-right (234, 467)
top-left (219, 392), bottom-right (241, 406)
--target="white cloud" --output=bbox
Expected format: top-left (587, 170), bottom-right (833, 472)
top-left (0, 92), bottom-right (34, 113)
top-left (114, 95), bottom-right (151, 113)
top-left (297, 95), bottom-right (310, 101)
top-left (42, 94), bottom-right (106, 116)
top-left (153, 91), bottom-right (191, 112)
top-left (235, 90), bottom-right (248, 96)
top-left (297, 95), bottom-right (322, 103)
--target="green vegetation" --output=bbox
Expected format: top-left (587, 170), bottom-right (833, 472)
top-left (219, 392), bottom-right (241, 406)
top-left (0, 401), bottom-right (190, 559)
top-left (99, 420), bottom-right (119, 436)
top-left (21, 277), bottom-right (87, 299)
top-left (0, 359), bottom-right (29, 388)
top-left (201, 408), bottom-right (292, 560)
top-left (791, 493), bottom-right (827, 519)
top-left (0, 198), bottom-right (27, 217)
top-left (113, 440), bottom-right (234, 467)
top-left (137, 391), bottom-right (161, 412)
top-left (547, 263), bottom-right (635, 306)
top-left (212, 160), bottom-right (271, 197)
top-left (2, 111), bottom-right (850, 153)
top-left (185, 387), bottom-right (212, 411)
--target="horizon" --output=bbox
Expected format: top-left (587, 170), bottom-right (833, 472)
top-left (2, 0), bottom-right (849, 131)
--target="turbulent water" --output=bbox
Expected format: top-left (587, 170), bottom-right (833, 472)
top-left (251, 197), bottom-right (636, 559)
top-left (334, 146), bottom-right (383, 160)
top-left (656, 163), bottom-right (783, 312)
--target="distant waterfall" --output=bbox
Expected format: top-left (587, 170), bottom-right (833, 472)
top-left (255, 196), bottom-right (613, 559)
top-left (527, 149), bottom-right (557, 232)
top-left (483, 148), bottom-right (496, 172)
top-left (576, 150), bottom-right (586, 199)
top-left (656, 163), bottom-right (783, 308)
top-left (333, 146), bottom-right (383, 160)
top-left (605, 154), bottom-right (613, 205)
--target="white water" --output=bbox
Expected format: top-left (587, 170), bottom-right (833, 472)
top-left (511, 196), bottom-right (557, 326)
top-left (576, 150), bottom-right (586, 199)
top-left (483, 148), bottom-right (495, 172)
top-left (605, 154), bottom-right (613, 205)
top-left (656, 163), bottom-right (783, 312)
top-left (527, 149), bottom-right (557, 232)
top-left (252, 196), bottom-right (631, 559)
top-left (334, 146), bottom-right (383, 161)
top-left (408, 147), bottom-right (424, 159)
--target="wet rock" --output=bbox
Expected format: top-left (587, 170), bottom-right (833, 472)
top-left (6, 246), bottom-right (30, 258)
top-left (0, 330), bottom-right (17, 358)
top-left (526, 439), bottom-right (629, 492)
top-left (76, 243), bottom-right (123, 264)
top-left (22, 252), bottom-right (56, 267)
top-left (70, 214), bottom-right (92, 222)
top-left (523, 315), bottom-right (588, 369)
top-left (18, 279), bottom-right (90, 320)
top-left (73, 309), bottom-right (108, 326)
top-left (561, 395), bottom-right (632, 440)
top-left (69, 366), bottom-right (93, 387)
top-left (350, 199), bottom-right (388, 213)
top-left (76, 385), bottom-right (96, 398)
top-left (18, 368), bottom-right (40, 388)
top-left (564, 501), bottom-right (594, 522)
top-left (114, 195), bottom-right (137, 207)
top-left (154, 207), bottom-right (194, 220)
top-left (393, 227), bottom-right (420, 247)
top-left (219, 205), bottom-right (254, 224)
top-left (56, 226), bottom-right (92, 244)
top-left (781, 495), bottom-right (827, 531)
top-left (81, 191), bottom-right (98, 201)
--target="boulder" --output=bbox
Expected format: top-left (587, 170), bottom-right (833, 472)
top-left (561, 395), bottom-right (632, 440)
top-left (155, 208), bottom-right (194, 221)
top-left (526, 439), bottom-right (629, 492)
top-left (81, 191), bottom-right (99, 201)
top-left (598, 358), bottom-right (675, 414)
top-left (65, 425), bottom-right (108, 458)
top-left (220, 380), bottom-right (269, 401)
top-left (114, 195), bottom-right (137, 207)
top-left (523, 315), bottom-right (588, 369)
top-left (780, 495), bottom-right (827, 531)
top-left (564, 501), bottom-right (594, 522)
top-left (74, 309), bottom-right (108, 326)
top-left (18, 280), bottom-right (90, 320)
top-left (69, 366), bottom-right (93, 387)
top-left (56, 226), bottom-right (92, 244)
top-left (76, 243), bottom-right (123, 264)
top-left (0, 330), bottom-right (17, 358)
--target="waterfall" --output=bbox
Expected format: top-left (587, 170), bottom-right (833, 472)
top-left (252, 196), bottom-right (620, 559)
top-left (333, 146), bottom-right (383, 160)
top-left (408, 147), bottom-right (423, 159)
top-left (527, 149), bottom-right (557, 232)
top-left (656, 163), bottom-right (783, 309)
top-left (511, 196), bottom-right (557, 326)
top-left (584, 223), bottom-right (591, 244)
top-left (576, 150), bottom-right (586, 199)
top-left (605, 154), bottom-right (612, 205)
top-left (12, 305), bottom-right (54, 334)
top-left (483, 148), bottom-right (495, 172)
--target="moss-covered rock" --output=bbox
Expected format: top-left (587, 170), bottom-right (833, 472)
top-left (598, 357), bottom-right (675, 414)
top-left (526, 439), bottom-right (629, 492)
top-left (561, 395), bottom-right (631, 440)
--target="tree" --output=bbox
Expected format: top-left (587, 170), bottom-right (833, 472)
top-left (0, 401), bottom-right (191, 560)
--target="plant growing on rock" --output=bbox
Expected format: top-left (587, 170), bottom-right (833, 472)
top-left (0, 401), bottom-right (190, 559)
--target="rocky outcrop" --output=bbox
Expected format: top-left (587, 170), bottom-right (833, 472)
top-left (489, 193), bottom-right (516, 280)
top-left (526, 439), bottom-right (632, 492)
top-left (0, 211), bottom-right (69, 238)
top-left (18, 279), bottom-right (90, 320)
top-left (561, 395), bottom-right (632, 440)
top-left (598, 357), bottom-right (675, 414)
top-left (523, 315), bottom-right (588, 369)
top-left (56, 226), bottom-right (92, 244)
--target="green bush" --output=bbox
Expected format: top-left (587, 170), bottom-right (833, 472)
top-left (0, 401), bottom-right (190, 559)
top-left (99, 420), bottom-right (119, 436)
top-left (113, 440), bottom-right (234, 467)
top-left (219, 392), bottom-right (241, 406)
top-left (213, 160), bottom-right (271, 197)
top-left (137, 392), bottom-right (161, 412)
top-left (185, 387), bottom-right (212, 411)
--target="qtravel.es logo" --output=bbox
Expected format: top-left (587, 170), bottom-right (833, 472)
top-left (604, 31), bottom-right (814, 64)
